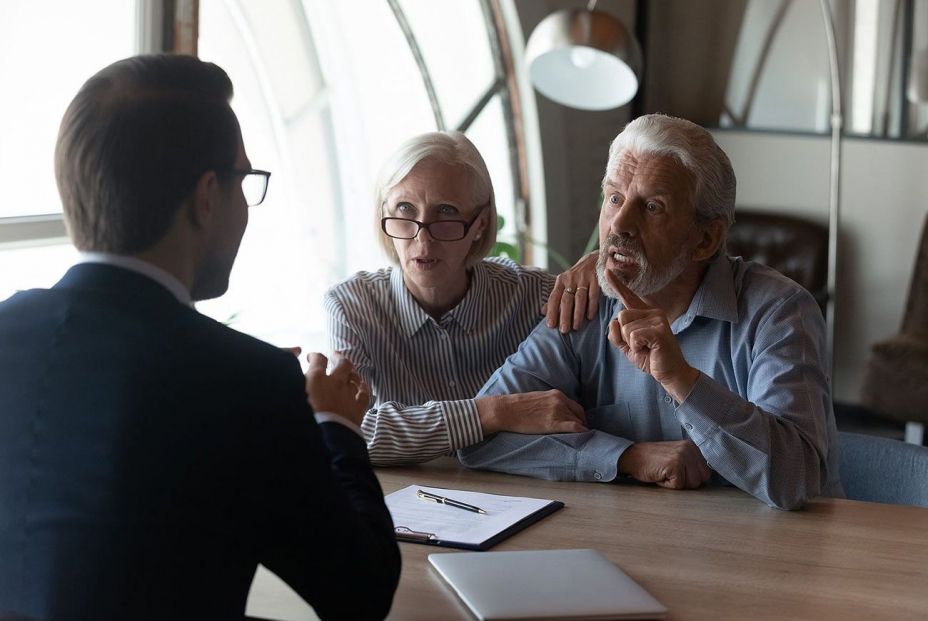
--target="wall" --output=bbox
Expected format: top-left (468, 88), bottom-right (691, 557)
top-left (715, 130), bottom-right (928, 402)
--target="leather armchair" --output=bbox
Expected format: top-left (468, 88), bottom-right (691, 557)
top-left (726, 210), bottom-right (829, 314)
top-left (861, 211), bottom-right (928, 443)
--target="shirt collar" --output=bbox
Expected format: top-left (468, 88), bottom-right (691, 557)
top-left (601, 254), bottom-right (739, 336)
top-left (676, 254), bottom-right (739, 328)
top-left (77, 252), bottom-right (192, 306)
top-left (390, 267), bottom-right (433, 338)
top-left (444, 262), bottom-right (488, 334)
top-left (389, 263), bottom-right (487, 337)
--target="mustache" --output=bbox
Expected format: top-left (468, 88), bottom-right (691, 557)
top-left (599, 235), bottom-right (643, 260)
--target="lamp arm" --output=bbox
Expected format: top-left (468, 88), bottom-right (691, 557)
top-left (818, 0), bottom-right (843, 377)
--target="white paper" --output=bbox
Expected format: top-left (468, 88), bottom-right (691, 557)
top-left (385, 485), bottom-right (555, 546)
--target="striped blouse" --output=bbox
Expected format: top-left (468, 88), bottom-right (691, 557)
top-left (324, 258), bottom-right (555, 465)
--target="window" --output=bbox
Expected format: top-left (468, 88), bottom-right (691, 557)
top-left (197, 0), bottom-right (527, 350)
top-left (0, 1), bottom-right (534, 353)
top-left (0, 1), bottom-right (143, 300)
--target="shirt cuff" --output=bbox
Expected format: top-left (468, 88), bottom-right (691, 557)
top-left (674, 373), bottom-right (739, 447)
top-left (576, 431), bottom-right (632, 482)
top-left (314, 411), bottom-right (364, 438)
top-left (439, 399), bottom-right (483, 450)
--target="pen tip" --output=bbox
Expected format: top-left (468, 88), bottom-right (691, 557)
top-left (478, 509), bottom-right (487, 514)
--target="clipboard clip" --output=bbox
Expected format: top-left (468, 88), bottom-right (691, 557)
top-left (395, 525), bottom-right (437, 543)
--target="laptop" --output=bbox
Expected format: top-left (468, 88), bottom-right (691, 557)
top-left (429, 548), bottom-right (667, 620)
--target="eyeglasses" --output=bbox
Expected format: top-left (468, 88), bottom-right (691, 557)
top-left (229, 169), bottom-right (271, 206)
top-left (381, 204), bottom-right (488, 241)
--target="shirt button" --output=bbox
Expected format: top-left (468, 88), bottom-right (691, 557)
top-left (593, 471), bottom-right (603, 480)
top-left (663, 395), bottom-right (673, 404)
top-left (449, 380), bottom-right (456, 387)
top-left (684, 423), bottom-right (693, 430)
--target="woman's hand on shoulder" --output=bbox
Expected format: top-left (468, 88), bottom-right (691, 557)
top-left (542, 251), bottom-right (600, 333)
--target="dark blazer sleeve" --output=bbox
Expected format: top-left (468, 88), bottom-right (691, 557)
top-left (248, 357), bottom-right (400, 620)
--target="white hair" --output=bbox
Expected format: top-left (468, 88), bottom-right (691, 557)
top-left (374, 130), bottom-right (497, 266)
top-left (604, 114), bottom-right (736, 232)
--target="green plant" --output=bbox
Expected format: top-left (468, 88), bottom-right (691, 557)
top-left (490, 214), bottom-right (599, 271)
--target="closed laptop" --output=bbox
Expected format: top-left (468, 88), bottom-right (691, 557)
top-left (429, 548), bottom-right (667, 620)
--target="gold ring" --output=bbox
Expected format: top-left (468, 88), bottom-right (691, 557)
top-left (575, 286), bottom-right (588, 292)
top-left (564, 287), bottom-right (576, 294)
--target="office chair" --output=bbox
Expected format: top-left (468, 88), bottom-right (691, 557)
top-left (726, 210), bottom-right (829, 314)
top-left (838, 431), bottom-right (928, 507)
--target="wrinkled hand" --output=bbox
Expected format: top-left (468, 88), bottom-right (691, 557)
top-left (476, 390), bottom-right (587, 435)
top-left (305, 353), bottom-right (370, 426)
top-left (618, 440), bottom-right (711, 489)
top-left (604, 269), bottom-right (699, 402)
top-left (543, 251), bottom-right (600, 333)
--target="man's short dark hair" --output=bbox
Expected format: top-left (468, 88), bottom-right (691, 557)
top-left (55, 54), bottom-right (239, 254)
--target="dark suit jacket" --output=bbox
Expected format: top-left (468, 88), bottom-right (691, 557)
top-left (0, 263), bottom-right (400, 620)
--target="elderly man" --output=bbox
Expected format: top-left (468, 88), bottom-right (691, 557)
top-left (0, 55), bottom-right (398, 619)
top-left (460, 114), bottom-right (842, 510)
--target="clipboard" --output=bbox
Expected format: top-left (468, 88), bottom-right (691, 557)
top-left (385, 485), bottom-right (564, 551)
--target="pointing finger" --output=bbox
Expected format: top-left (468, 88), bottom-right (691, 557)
top-left (605, 269), bottom-right (648, 311)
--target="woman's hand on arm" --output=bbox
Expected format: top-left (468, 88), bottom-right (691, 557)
top-left (543, 251), bottom-right (600, 333)
top-left (475, 390), bottom-right (587, 435)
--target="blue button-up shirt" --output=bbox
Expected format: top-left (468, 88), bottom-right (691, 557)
top-left (459, 256), bottom-right (843, 510)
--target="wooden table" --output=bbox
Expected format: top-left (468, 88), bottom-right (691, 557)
top-left (248, 459), bottom-right (928, 620)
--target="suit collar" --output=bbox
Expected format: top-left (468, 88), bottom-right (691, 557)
top-left (55, 263), bottom-right (190, 309)
top-left (77, 252), bottom-right (191, 305)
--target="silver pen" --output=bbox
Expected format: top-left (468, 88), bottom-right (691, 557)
top-left (416, 489), bottom-right (487, 514)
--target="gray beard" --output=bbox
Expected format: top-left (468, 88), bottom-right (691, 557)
top-left (596, 234), bottom-right (693, 298)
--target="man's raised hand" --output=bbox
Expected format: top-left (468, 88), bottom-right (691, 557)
top-left (604, 269), bottom-right (699, 402)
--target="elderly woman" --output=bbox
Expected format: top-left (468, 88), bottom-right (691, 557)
top-left (325, 131), bottom-right (599, 465)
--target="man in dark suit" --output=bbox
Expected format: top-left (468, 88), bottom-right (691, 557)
top-left (0, 54), bottom-right (400, 620)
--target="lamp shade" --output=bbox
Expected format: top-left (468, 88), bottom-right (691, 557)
top-left (525, 9), bottom-right (642, 111)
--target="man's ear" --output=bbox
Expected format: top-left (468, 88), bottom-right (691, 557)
top-left (692, 219), bottom-right (726, 262)
top-left (189, 170), bottom-right (221, 229)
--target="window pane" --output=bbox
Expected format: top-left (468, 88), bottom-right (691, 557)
top-left (721, 1), bottom-right (831, 132)
top-left (0, 243), bottom-right (78, 301)
top-left (399, 0), bottom-right (497, 130)
top-left (465, 94), bottom-right (518, 245)
top-left (311, 0), bottom-right (437, 182)
top-left (196, 0), bottom-right (525, 353)
top-left (198, 0), bottom-right (337, 350)
top-left (0, 1), bottom-right (136, 218)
